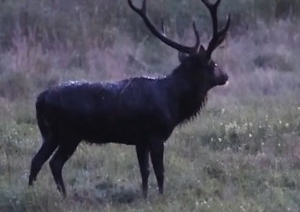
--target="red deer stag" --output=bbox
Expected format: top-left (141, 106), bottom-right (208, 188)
top-left (29, 0), bottom-right (230, 198)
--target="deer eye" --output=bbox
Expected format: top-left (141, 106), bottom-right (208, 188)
top-left (209, 61), bottom-right (217, 68)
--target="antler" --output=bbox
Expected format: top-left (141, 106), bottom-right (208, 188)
top-left (128, 0), bottom-right (200, 55)
top-left (202, 0), bottom-right (230, 58)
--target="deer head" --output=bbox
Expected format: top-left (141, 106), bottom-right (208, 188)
top-left (128, 0), bottom-right (230, 88)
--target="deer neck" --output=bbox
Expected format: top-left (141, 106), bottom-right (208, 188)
top-left (166, 65), bottom-right (208, 124)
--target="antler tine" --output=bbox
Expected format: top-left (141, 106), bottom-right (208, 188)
top-left (202, 0), bottom-right (221, 9)
top-left (161, 18), bottom-right (166, 35)
top-left (141, 0), bottom-right (146, 13)
top-left (202, 0), bottom-right (230, 58)
top-left (192, 21), bottom-right (200, 51)
top-left (215, 14), bottom-right (230, 47)
top-left (202, 0), bottom-right (220, 39)
top-left (128, 0), bottom-right (200, 54)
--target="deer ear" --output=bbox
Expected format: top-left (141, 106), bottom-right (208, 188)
top-left (178, 51), bottom-right (189, 63)
top-left (198, 45), bottom-right (208, 59)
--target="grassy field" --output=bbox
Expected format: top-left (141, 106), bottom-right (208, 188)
top-left (0, 0), bottom-right (300, 211)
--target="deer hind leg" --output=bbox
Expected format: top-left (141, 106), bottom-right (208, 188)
top-left (49, 141), bottom-right (80, 197)
top-left (149, 141), bottom-right (164, 195)
top-left (136, 144), bottom-right (150, 198)
top-left (29, 132), bottom-right (58, 186)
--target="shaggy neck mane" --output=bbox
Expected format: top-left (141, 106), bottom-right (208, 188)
top-left (167, 62), bottom-right (208, 125)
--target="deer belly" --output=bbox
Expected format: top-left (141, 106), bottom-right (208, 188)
top-left (79, 121), bottom-right (149, 145)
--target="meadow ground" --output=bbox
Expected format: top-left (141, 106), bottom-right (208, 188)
top-left (0, 1), bottom-right (300, 211)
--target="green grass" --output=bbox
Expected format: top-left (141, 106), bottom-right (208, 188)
top-left (0, 1), bottom-right (300, 211)
top-left (1, 102), bottom-right (300, 211)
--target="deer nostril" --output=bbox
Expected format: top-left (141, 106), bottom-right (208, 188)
top-left (222, 74), bottom-right (228, 82)
top-left (225, 74), bottom-right (229, 81)
top-left (219, 74), bottom-right (229, 86)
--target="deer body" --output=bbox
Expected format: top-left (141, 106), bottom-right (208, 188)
top-left (35, 79), bottom-right (184, 146)
top-left (29, 0), bottom-right (230, 198)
